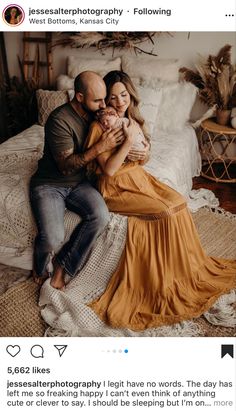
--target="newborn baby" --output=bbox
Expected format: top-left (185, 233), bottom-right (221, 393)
top-left (96, 106), bottom-right (146, 150)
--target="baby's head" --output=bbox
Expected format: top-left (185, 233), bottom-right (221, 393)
top-left (96, 106), bottom-right (119, 129)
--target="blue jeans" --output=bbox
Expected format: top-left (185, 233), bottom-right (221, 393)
top-left (30, 182), bottom-right (109, 277)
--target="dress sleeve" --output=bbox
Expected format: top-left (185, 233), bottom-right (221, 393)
top-left (84, 121), bottom-right (103, 150)
top-left (83, 121), bottom-right (104, 176)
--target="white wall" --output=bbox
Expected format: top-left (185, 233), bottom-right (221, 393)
top-left (3, 31), bottom-right (236, 120)
top-left (4, 32), bottom-right (236, 81)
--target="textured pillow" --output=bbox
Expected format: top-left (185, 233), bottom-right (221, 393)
top-left (36, 90), bottom-right (69, 126)
top-left (67, 56), bottom-right (121, 79)
top-left (122, 56), bottom-right (180, 85)
top-left (156, 82), bottom-right (197, 131)
top-left (136, 85), bottom-right (162, 136)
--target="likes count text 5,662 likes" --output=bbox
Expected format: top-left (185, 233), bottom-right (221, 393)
top-left (0, 338), bottom-right (235, 410)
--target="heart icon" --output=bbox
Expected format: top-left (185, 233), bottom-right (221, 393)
top-left (6, 345), bottom-right (21, 357)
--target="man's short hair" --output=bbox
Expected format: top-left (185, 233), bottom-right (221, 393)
top-left (74, 73), bottom-right (87, 94)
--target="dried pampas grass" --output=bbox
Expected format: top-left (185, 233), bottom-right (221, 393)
top-left (180, 44), bottom-right (236, 110)
top-left (52, 32), bottom-right (169, 56)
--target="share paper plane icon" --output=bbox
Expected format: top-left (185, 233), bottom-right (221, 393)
top-left (54, 345), bottom-right (68, 357)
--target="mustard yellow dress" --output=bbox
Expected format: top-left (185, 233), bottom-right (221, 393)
top-left (86, 122), bottom-right (236, 330)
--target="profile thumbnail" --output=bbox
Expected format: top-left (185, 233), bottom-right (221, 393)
top-left (3, 4), bottom-right (24, 26)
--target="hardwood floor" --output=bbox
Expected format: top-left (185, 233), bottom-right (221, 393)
top-left (193, 175), bottom-right (236, 214)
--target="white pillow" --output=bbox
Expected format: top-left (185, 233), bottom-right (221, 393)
top-left (122, 56), bottom-right (180, 85)
top-left (136, 85), bottom-right (162, 136)
top-left (57, 83), bottom-right (162, 136)
top-left (156, 82), bottom-right (197, 131)
top-left (57, 74), bottom-right (74, 91)
top-left (67, 90), bottom-right (75, 101)
top-left (67, 56), bottom-right (121, 78)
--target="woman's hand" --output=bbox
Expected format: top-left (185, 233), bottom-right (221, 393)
top-left (99, 127), bottom-right (125, 153)
top-left (123, 119), bottom-right (139, 147)
top-left (127, 139), bottom-right (150, 163)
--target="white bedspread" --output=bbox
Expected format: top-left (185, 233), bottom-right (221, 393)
top-left (144, 124), bottom-right (218, 212)
top-left (145, 125), bottom-right (201, 196)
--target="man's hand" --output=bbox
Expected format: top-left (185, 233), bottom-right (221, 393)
top-left (99, 127), bottom-right (125, 153)
top-left (127, 139), bottom-right (150, 163)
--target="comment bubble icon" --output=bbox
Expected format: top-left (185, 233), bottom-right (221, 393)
top-left (30, 345), bottom-right (44, 358)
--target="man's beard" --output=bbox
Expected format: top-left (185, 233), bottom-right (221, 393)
top-left (81, 102), bottom-right (99, 117)
top-left (81, 102), bottom-right (91, 114)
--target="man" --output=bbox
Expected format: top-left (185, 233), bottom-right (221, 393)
top-left (30, 71), bottom-right (124, 289)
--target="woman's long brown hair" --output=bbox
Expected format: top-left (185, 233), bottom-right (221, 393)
top-left (103, 70), bottom-right (150, 143)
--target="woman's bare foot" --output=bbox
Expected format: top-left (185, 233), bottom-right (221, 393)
top-left (50, 263), bottom-right (65, 290)
top-left (32, 270), bottom-right (49, 286)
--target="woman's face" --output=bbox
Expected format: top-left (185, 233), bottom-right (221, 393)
top-left (108, 82), bottom-right (131, 117)
top-left (10, 8), bottom-right (17, 16)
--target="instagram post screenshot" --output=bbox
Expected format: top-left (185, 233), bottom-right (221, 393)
top-left (0, 0), bottom-right (235, 410)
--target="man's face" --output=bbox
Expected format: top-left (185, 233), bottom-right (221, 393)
top-left (76, 80), bottom-right (107, 113)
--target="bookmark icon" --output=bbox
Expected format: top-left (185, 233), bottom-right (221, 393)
top-left (54, 345), bottom-right (68, 357)
top-left (221, 345), bottom-right (234, 358)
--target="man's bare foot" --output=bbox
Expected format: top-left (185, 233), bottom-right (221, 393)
top-left (32, 270), bottom-right (49, 286)
top-left (50, 263), bottom-right (65, 290)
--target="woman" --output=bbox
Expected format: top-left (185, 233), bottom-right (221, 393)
top-left (85, 70), bottom-right (235, 331)
top-left (5, 7), bottom-right (22, 25)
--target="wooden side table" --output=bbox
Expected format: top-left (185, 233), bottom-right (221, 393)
top-left (198, 119), bottom-right (236, 183)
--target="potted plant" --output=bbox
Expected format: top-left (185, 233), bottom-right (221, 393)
top-left (180, 44), bottom-right (236, 126)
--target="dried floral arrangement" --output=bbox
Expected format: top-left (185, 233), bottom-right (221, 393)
top-left (180, 44), bottom-right (236, 111)
top-left (53, 32), bottom-right (161, 56)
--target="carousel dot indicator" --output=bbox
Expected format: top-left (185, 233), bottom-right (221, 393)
top-left (124, 349), bottom-right (128, 353)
